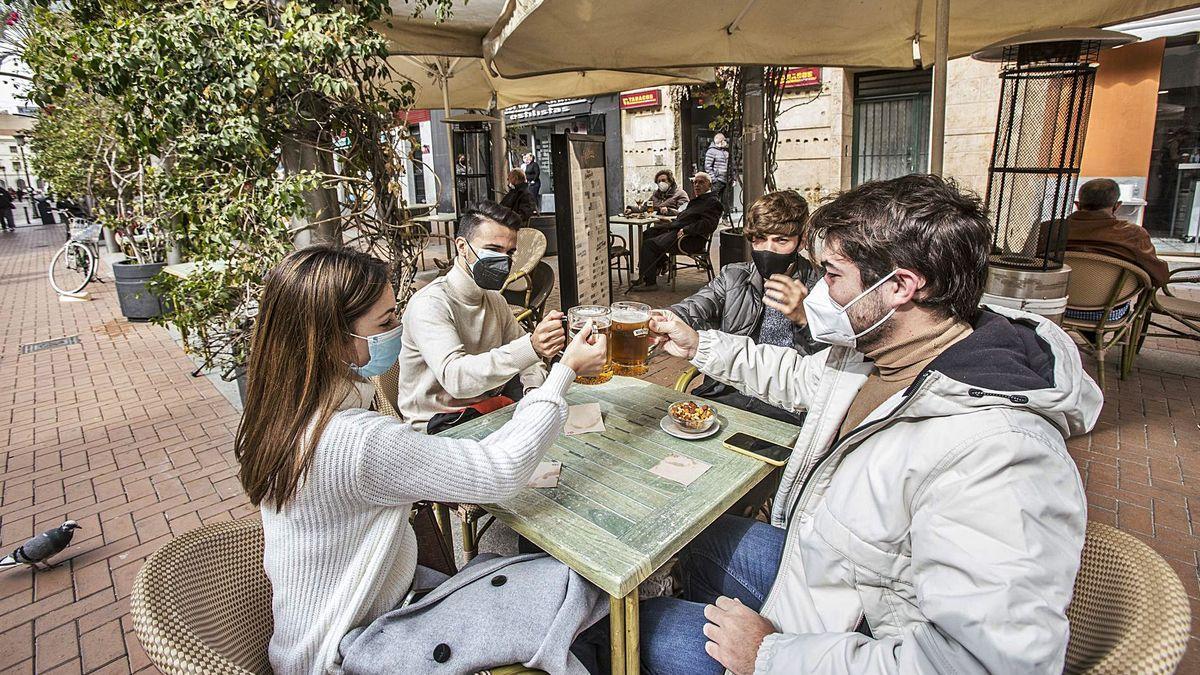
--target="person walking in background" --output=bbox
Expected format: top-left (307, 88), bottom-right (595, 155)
top-left (0, 186), bottom-right (15, 231)
top-left (704, 133), bottom-right (731, 211)
top-left (522, 152), bottom-right (541, 212)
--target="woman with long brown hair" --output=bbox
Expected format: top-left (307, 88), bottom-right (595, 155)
top-left (234, 245), bottom-right (607, 674)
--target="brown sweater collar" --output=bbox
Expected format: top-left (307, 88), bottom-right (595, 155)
top-left (864, 315), bottom-right (973, 383)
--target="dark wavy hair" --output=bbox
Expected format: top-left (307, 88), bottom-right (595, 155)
top-left (807, 174), bottom-right (991, 322)
top-left (458, 200), bottom-right (522, 241)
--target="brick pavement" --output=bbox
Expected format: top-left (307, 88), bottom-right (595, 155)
top-left (0, 224), bottom-right (251, 674)
top-left (1, 223), bottom-right (1199, 672)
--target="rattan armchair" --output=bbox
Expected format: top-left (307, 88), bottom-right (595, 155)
top-left (1062, 252), bottom-right (1154, 389)
top-left (130, 519), bottom-right (544, 675)
top-left (1064, 521), bottom-right (1190, 674)
top-left (1142, 265), bottom-right (1200, 346)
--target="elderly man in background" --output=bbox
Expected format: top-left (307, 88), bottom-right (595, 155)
top-left (1066, 178), bottom-right (1168, 287)
top-left (629, 172), bottom-right (723, 292)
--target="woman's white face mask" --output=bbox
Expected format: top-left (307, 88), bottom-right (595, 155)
top-left (802, 270), bottom-right (898, 349)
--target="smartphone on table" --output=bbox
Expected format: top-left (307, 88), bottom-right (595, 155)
top-left (723, 433), bottom-right (794, 466)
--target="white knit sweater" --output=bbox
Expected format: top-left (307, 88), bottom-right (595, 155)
top-left (261, 364), bottom-right (574, 675)
top-left (397, 261), bottom-right (548, 431)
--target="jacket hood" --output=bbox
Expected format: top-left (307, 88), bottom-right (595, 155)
top-left (901, 305), bottom-right (1102, 438)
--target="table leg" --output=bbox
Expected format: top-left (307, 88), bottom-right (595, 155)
top-left (441, 221), bottom-right (454, 260)
top-left (624, 592), bottom-right (640, 675)
top-left (609, 595), bottom-right (626, 675)
top-left (628, 223), bottom-right (637, 278)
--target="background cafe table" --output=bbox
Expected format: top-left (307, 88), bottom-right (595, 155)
top-left (412, 212), bottom-right (458, 260)
top-left (438, 376), bottom-right (800, 674)
top-left (608, 214), bottom-right (676, 270)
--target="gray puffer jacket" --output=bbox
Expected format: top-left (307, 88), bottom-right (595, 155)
top-left (669, 260), bottom-right (821, 354)
top-left (704, 143), bottom-right (730, 183)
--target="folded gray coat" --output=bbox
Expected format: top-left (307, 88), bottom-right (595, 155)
top-left (339, 553), bottom-right (607, 675)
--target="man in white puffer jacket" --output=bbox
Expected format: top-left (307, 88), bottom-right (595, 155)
top-left (640, 175), bottom-right (1102, 675)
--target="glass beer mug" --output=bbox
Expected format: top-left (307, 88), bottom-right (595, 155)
top-left (610, 301), bottom-right (652, 377)
top-left (566, 305), bottom-right (614, 384)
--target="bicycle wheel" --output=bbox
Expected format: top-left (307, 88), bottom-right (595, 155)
top-left (48, 241), bottom-right (96, 295)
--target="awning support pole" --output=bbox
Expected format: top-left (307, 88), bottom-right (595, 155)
top-left (930, 0), bottom-right (950, 176)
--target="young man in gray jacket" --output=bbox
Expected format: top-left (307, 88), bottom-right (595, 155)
top-left (670, 189), bottom-right (820, 425)
top-left (636, 175), bottom-right (1101, 674)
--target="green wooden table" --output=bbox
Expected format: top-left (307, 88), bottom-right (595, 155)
top-left (439, 376), bottom-right (800, 674)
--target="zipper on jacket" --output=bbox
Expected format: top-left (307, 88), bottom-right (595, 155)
top-left (967, 388), bottom-right (1029, 404)
top-left (786, 375), bottom-right (931, 523)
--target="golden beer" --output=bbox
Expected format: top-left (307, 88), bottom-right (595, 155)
top-left (610, 301), bottom-right (651, 376)
top-left (567, 305), bottom-right (613, 384)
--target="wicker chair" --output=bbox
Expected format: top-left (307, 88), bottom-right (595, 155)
top-left (131, 519), bottom-right (543, 675)
top-left (667, 231), bottom-right (716, 291)
top-left (1061, 252), bottom-right (1154, 389)
top-left (1142, 265), bottom-right (1200, 346)
top-left (1064, 521), bottom-right (1190, 674)
top-left (609, 232), bottom-right (634, 286)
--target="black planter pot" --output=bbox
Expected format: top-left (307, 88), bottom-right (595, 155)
top-left (529, 215), bottom-right (558, 257)
top-left (235, 369), bottom-right (248, 404)
top-left (719, 229), bottom-right (750, 268)
top-left (113, 260), bottom-right (167, 321)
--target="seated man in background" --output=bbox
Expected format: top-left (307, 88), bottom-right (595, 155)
top-left (398, 201), bottom-right (566, 433)
top-left (626, 169), bottom-right (690, 216)
top-left (499, 168), bottom-right (538, 225)
top-left (1066, 178), bottom-right (1168, 287)
top-left (629, 172), bottom-right (723, 292)
top-left (668, 189), bottom-right (819, 425)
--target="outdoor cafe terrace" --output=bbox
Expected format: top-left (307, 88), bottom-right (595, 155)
top-left (2, 221), bottom-right (1200, 673)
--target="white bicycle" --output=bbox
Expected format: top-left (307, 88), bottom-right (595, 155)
top-left (48, 219), bottom-right (103, 295)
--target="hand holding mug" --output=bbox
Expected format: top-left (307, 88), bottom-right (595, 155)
top-left (648, 309), bottom-right (699, 360)
top-left (561, 320), bottom-right (608, 377)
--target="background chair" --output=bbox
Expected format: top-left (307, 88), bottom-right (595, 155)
top-left (667, 232), bottom-right (716, 291)
top-left (505, 228), bottom-right (548, 295)
top-left (1141, 265), bottom-right (1200, 347)
top-left (502, 260), bottom-right (556, 334)
top-left (609, 232), bottom-right (633, 286)
top-left (1064, 521), bottom-right (1190, 675)
top-left (132, 519), bottom-right (541, 674)
top-left (1062, 252), bottom-right (1153, 389)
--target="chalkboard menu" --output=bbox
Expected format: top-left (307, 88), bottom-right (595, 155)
top-left (552, 133), bottom-right (611, 309)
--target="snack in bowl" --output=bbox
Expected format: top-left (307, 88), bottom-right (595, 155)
top-left (669, 401), bottom-right (716, 431)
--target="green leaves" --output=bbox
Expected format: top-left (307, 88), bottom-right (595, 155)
top-left (24, 0), bottom-right (453, 378)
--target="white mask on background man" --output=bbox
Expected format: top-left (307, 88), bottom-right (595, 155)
top-left (802, 270), bottom-right (898, 349)
top-left (658, 181), bottom-right (671, 192)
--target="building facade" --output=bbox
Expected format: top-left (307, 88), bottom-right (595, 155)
top-left (618, 57), bottom-right (1001, 215)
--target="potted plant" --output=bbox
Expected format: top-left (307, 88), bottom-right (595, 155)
top-left (719, 226), bottom-right (750, 267)
top-left (111, 215), bottom-right (169, 321)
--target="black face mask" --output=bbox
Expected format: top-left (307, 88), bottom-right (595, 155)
top-left (751, 249), bottom-right (798, 279)
top-left (466, 242), bottom-right (512, 291)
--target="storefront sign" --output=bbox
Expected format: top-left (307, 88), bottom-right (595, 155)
top-left (504, 98), bottom-right (594, 124)
top-left (620, 89), bottom-right (662, 110)
top-left (781, 67), bottom-right (822, 90)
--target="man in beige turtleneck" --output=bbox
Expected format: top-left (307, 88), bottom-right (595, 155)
top-left (631, 175), bottom-right (1099, 675)
top-left (398, 201), bottom-right (566, 433)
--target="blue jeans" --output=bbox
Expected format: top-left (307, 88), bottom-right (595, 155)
top-left (571, 515), bottom-right (785, 675)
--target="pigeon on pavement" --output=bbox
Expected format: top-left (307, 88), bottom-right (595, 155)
top-left (0, 520), bottom-right (82, 570)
